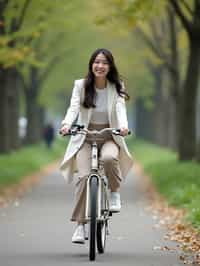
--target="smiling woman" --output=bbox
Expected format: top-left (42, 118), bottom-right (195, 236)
top-left (82, 48), bottom-right (130, 110)
top-left (59, 48), bottom-right (133, 244)
top-left (92, 53), bottom-right (110, 81)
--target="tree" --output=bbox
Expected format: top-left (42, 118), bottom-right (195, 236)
top-left (168, 0), bottom-right (200, 160)
top-left (0, 0), bottom-right (74, 149)
top-left (21, 36), bottom-right (69, 144)
top-left (0, 0), bottom-right (32, 153)
top-left (0, 0), bottom-right (9, 153)
top-left (135, 6), bottom-right (182, 149)
top-left (95, 0), bottom-right (200, 161)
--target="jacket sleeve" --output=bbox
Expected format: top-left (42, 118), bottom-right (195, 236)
top-left (61, 80), bottom-right (81, 128)
top-left (115, 82), bottom-right (128, 129)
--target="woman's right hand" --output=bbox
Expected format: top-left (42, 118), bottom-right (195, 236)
top-left (60, 125), bottom-right (70, 135)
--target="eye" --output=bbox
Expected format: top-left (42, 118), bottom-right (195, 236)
top-left (94, 60), bottom-right (109, 65)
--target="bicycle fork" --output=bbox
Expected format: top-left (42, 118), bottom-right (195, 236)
top-left (85, 141), bottom-right (101, 221)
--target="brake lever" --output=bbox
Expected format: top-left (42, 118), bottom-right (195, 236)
top-left (72, 124), bottom-right (85, 130)
top-left (112, 129), bottom-right (120, 135)
top-left (59, 124), bottom-right (85, 136)
top-left (112, 129), bottom-right (131, 136)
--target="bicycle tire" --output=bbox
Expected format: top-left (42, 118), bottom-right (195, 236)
top-left (89, 176), bottom-right (98, 261)
top-left (97, 221), bottom-right (106, 253)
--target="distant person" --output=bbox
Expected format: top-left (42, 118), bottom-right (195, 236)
top-left (43, 123), bottom-right (55, 148)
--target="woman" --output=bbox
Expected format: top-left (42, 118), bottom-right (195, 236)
top-left (60, 48), bottom-right (133, 244)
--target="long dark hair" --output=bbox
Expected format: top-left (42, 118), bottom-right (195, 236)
top-left (83, 48), bottom-right (130, 108)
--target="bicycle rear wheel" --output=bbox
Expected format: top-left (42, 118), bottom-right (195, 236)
top-left (89, 176), bottom-right (98, 261)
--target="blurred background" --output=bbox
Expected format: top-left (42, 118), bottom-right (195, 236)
top-left (0, 0), bottom-right (200, 242)
top-left (0, 0), bottom-right (200, 160)
top-left (0, 0), bottom-right (200, 161)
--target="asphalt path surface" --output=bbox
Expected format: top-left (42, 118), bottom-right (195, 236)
top-left (0, 165), bottom-right (184, 266)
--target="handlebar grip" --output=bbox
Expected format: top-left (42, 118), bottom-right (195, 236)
top-left (59, 129), bottom-right (72, 136)
top-left (59, 124), bottom-right (85, 136)
top-left (115, 129), bottom-right (131, 135)
top-left (72, 124), bottom-right (85, 130)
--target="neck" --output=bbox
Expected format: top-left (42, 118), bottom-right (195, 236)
top-left (94, 77), bottom-right (107, 89)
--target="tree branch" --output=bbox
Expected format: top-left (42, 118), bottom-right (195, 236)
top-left (136, 27), bottom-right (174, 73)
top-left (0, 0), bottom-right (9, 14)
top-left (167, 5), bottom-right (180, 99)
top-left (9, 0), bottom-right (31, 34)
top-left (181, 0), bottom-right (194, 16)
top-left (16, 0), bottom-right (32, 30)
top-left (169, 0), bottom-right (192, 34)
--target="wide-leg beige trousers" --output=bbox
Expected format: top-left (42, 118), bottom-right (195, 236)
top-left (71, 123), bottom-right (122, 223)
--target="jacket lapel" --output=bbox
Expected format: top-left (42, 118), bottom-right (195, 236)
top-left (107, 80), bottom-right (115, 124)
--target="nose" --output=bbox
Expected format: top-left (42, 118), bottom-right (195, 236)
top-left (98, 62), bottom-right (104, 68)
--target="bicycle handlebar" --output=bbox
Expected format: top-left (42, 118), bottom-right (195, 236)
top-left (59, 124), bottom-right (131, 137)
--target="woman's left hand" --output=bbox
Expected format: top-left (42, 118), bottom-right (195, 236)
top-left (120, 127), bottom-right (129, 136)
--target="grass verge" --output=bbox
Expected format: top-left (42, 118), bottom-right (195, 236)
top-left (0, 138), bottom-right (67, 190)
top-left (127, 137), bottom-right (200, 230)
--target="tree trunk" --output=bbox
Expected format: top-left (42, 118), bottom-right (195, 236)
top-left (0, 67), bottom-right (21, 153)
top-left (25, 67), bottom-right (42, 144)
top-left (167, 5), bottom-right (180, 151)
top-left (25, 90), bottom-right (42, 144)
top-left (150, 66), bottom-right (171, 147)
top-left (135, 98), bottom-right (154, 141)
top-left (38, 106), bottom-right (46, 138)
top-left (0, 1), bottom-right (10, 153)
top-left (0, 69), bottom-right (10, 153)
top-left (168, 70), bottom-right (180, 150)
top-left (178, 40), bottom-right (200, 160)
top-left (7, 68), bottom-right (20, 149)
top-left (166, 95), bottom-right (177, 149)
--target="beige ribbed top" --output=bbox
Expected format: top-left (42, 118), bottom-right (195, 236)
top-left (90, 88), bottom-right (109, 124)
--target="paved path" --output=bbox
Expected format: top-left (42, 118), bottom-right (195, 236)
top-left (0, 165), bottom-right (184, 266)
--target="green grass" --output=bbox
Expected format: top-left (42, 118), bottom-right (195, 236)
top-left (0, 138), bottom-right (67, 189)
top-left (127, 138), bottom-right (200, 230)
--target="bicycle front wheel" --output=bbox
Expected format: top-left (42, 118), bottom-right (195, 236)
top-left (89, 176), bottom-right (98, 261)
top-left (97, 221), bottom-right (106, 253)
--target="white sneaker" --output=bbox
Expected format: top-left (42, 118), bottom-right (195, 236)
top-left (110, 192), bottom-right (121, 212)
top-left (72, 224), bottom-right (85, 244)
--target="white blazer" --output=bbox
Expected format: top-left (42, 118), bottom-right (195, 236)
top-left (60, 79), bottom-right (133, 183)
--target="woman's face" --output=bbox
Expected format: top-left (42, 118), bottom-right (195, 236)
top-left (92, 53), bottom-right (110, 79)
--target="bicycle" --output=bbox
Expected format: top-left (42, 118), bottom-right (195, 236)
top-left (60, 124), bottom-right (130, 261)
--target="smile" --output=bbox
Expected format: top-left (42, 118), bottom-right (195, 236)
top-left (95, 70), bottom-right (105, 73)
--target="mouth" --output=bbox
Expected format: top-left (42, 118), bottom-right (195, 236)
top-left (95, 70), bottom-right (105, 74)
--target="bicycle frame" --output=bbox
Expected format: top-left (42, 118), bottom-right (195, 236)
top-left (61, 126), bottom-right (124, 223)
top-left (85, 140), bottom-right (110, 221)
